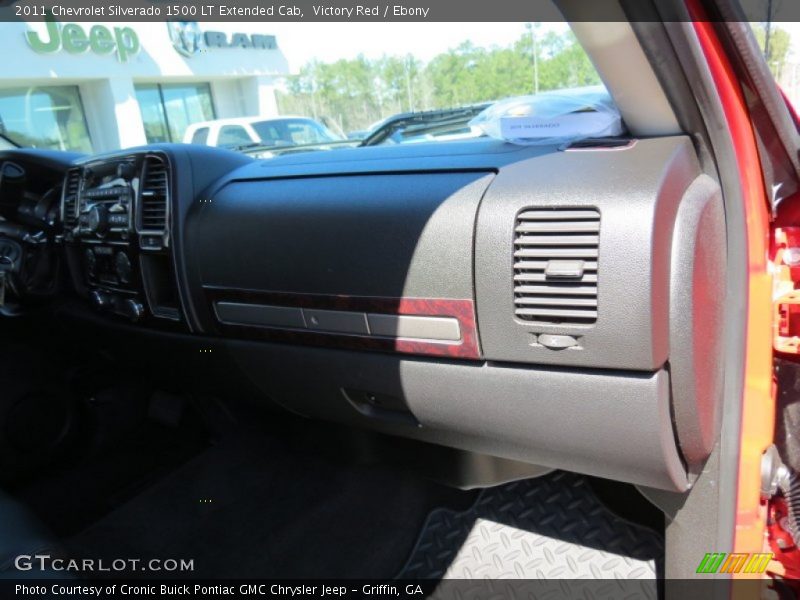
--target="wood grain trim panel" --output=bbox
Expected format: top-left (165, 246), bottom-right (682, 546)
top-left (203, 287), bottom-right (481, 360)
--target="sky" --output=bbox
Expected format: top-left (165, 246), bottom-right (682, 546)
top-left (135, 20), bottom-right (800, 71)
top-left (260, 21), bottom-right (800, 72)
top-left (257, 20), bottom-right (800, 107)
top-left (779, 23), bottom-right (800, 60)
top-left (264, 22), bottom-right (570, 72)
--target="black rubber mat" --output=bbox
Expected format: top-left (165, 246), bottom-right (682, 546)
top-left (398, 470), bottom-right (663, 581)
top-left (68, 430), bottom-right (471, 578)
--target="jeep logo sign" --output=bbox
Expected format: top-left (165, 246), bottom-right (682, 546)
top-left (167, 22), bottom-right (277, 58)
top-left (25, 21), bottom-right (140, 62)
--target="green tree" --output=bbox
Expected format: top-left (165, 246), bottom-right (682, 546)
top-left (276, 29), bottom-right (603, 134)
top-left (753, 23), bottom-right (791, 80)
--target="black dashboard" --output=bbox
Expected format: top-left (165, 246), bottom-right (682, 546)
top-left (19, 145), bottom-right (248, 328)
top-left (0, 138), bottom-right (727, 492)
top-left (63, 153), bottom-right (178, 323)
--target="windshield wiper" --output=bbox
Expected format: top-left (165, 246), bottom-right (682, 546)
top-left (360, 103), bottom-right (492, 147)
top-left (235, 139), bottom-right (359, 155)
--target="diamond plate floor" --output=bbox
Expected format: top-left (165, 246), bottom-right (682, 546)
top-left (398, 470), bottom-right (663, 590)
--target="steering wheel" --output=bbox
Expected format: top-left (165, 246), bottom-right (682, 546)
top-left (0, 223), bottom-right (47, 311)
top-left (0, 236), bottom-right (21, 272)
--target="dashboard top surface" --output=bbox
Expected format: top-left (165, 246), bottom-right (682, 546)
top-left (243, 139), bottom-right (561, 179)
top-left (0, 137), bottom-right (638, 187)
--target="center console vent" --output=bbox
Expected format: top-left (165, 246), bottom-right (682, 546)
top-left (138, 156), bottom-right (169, 233)
top-left (513, 208), bottom-right (600, 325)
top-left (61, 168), bottom-right (81, 228)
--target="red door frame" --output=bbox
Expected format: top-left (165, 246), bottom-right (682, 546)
top-left (688, 6), bottom-right (775, 581)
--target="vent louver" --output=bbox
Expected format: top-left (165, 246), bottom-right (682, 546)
top-left (139, 156), bottom-right (169, 232)
top-left (513, 208), bottom-right (600, 325)
top-left (61, 169), bottom-right (81, 228)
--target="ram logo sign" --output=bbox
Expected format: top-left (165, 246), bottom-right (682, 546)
top-left (167, 22), bottom-right (278, 58)
top-left (696, 553), bottom-right (773, 574)
top-left (167, 22), bottom-right (204, 57)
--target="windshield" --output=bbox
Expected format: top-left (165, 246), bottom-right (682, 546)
top-left (0, 21), bottom-right (612, 156)
top-left (278, 24), bottom-right (605, 148)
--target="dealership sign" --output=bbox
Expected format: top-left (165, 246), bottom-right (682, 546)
top-left (24, 21), bottom-right (276, 63)
top-left (25, 21), bottom-right (140, 62)
top-left (167, 22), bottom-right (277, 58)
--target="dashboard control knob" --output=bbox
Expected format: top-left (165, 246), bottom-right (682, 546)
top-left (89, 290), bottom-right (110, 310)
top-left (87, 205), bottom-right (109, 234)
top-left (117, 162), bottom-right (136, 180)
top-left (123, 299), bottom-right (145, 322)
top-left (115, 251), bottom-right (132, 283)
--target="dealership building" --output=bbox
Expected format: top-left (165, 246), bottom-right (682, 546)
top-left (0, 20), bottom-right (289, 153)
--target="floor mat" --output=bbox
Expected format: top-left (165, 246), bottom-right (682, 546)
top-left (68, 429), bottom-right (471, 579)
top-left (398, 470), bottom-right (663, 585)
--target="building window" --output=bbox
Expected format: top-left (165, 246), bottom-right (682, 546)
top-left (135, 83), bottom-right (216, 143)
top-left (0, 86), bottom-right (92, 152)
top-left (134, 85), bottom-right (170, 144)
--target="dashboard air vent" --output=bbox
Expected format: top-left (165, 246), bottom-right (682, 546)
top-left (139, 156), bottom-right (169, 232)
top-left (513, 208), bottom-right (600, 325)
top-left (61, 169), bottom-right (81, 228)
